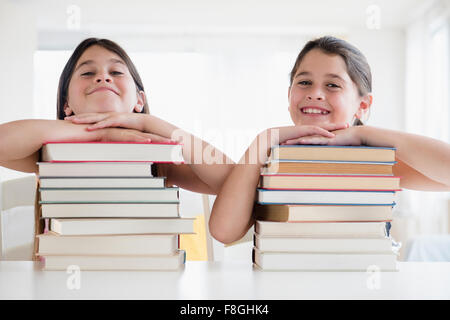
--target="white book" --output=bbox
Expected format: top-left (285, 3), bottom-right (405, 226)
top-left (255, 220), bottom-right (388, 238)
top-left (37, 232), bottom-right (178, 255)
top-left (39, 187), bottom-right (179, 203)
top-left (41, 203), bottom-right (180, 218)
top-left (50, 218), bottom-right (195, 235)
top-left (254, 233), bottom-right (393, 253)
top-left (38, 162), bottom-right (154, 177)
top-left (253, 248), bottom-right (398, 271)
top-left (42, 141), bottom-right (184, 163)
top-left (39, 177), bottom-right (165, 189)
top-left (257, 189), bottom-right (396, 205)
top-left (41, 250), bottom-right (186, 271)
top-left (41, 203), bottom-right (179, 218)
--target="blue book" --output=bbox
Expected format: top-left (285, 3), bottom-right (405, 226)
top-left (257, 189), bottom-right (396, 206)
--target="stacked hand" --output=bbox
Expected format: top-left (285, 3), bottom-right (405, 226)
top-left (65, 112), bottom-right (173, 143)
top-left (279, 123), bottom-right (363, 146)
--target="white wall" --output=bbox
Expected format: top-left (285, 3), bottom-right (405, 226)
top-left (348, 29), bottom-right (406, 130)
top-left (0, 1), bottom-right (37, 181)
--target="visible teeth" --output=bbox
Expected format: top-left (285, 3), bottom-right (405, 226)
top-left (302, 108), bottom-right (329, 114)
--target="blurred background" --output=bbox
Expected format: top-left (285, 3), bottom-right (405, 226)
top-left (0, 0), bottom-right (449, 261)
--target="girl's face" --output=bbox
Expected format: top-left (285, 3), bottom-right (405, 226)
top-left (64, 45), bottom-right (145, 116)
top-left (288, 49), bottom-right (371, 126)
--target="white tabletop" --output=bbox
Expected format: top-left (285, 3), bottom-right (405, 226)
top-left (0, 261), bottom-right (449, 300)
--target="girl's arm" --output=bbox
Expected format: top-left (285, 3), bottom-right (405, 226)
top-left (66, 113), bottom-right (235, 194)
top-left (209, 124), bottom-right (347, 244)
top-left (288, 125), bottom-right (450, 191)
top-left (360, 126), bottom-right (450, 191)
top-left (153, 118), bottom-right (235, 195)
top-left (0, 119), bottom-right (158, 173)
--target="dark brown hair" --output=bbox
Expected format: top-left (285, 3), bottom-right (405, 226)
top-left (290, 36), bottom-right (372, 125)
top-left (56, 38), bottom-right (149, 119)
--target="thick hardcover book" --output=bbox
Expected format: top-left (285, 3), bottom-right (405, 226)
top-left (270, 145), bottom-right (396, 162)
top-left (41, 250), bottom-right (186, 271)
top-left (253, 248), bottom-right (397, 271)
top-left (257, 189), bottom-right (397, 205)
top-left (40, 202), bottom-right (179, 218)
top-left (260, 174), bottom-right (400, 191)
top-left (39, 177), bottom-right (165, 189)
top-left (254, 220), bottom-right (389, 238)
top-left (253, 233), bottom-right (394, 253)
top-left (262, 160), bottom-right (394, 175)
top-left (39, 187), bottom-right (179, 203)
top-left (42, 141), bottom-right (184, 163)
top-left (37, 232), bottom-right (179, 255)
top-left (38, 162), bottom-right (154, 177)
top-left (253, 204), bottom-right (392, 222)
top-left (49, 217), bottom-right (195, 235)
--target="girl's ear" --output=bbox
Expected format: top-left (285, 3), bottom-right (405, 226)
top-left (133, 90), bottom-right (146, 113)
top-left (355, 94), bottom-right (373, 121)
top-left (64, 102), bottom-right (73, 117)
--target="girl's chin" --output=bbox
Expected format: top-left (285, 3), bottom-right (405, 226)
top-left (294, 116), bottom-right (333, 127)
top-left (84, 104), bottom-right (129, 114)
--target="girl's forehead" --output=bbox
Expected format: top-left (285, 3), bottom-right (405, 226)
top-left (297, 49), bottom-right (349, 79)
top-left (76, 45), bottom-right (124, 67)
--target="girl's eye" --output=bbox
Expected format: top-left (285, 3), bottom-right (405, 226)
top-left (81, 72), bottom-right (94, 76)
top-left (298, 80), bottom-right (311, 86)
top-left (327, 83), bottom-right (340, 88)
top-left (111, 71), bottom-right (123, 75)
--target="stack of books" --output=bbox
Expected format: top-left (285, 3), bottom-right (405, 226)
top-left (253, 145), bottom-right (401, 271)
top-left (34, 141), bottom-right (194, 271)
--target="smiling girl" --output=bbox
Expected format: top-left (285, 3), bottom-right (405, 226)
top-left (209, 36), bottom-right (450, 244)
top-left (0, 38), bottom-right (233, 194)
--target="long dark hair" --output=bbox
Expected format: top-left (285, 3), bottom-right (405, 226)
top-left (56, 38), bottom-right (149, 119)
top-left (290, 36), bottom-right (372, 126)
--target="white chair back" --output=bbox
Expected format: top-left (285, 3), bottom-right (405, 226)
top-left (0, 175), bottom-right (36, 260)
top-left (202, 194), bottom-right (253, 262)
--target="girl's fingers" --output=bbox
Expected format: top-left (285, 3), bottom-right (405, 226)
top-left (298, 126), bottom-right (335, 138)
top-left (131, 133), bottom-right (152, 143)
top-left (321, 122), bottom-right (349, 132)
top-left (284, 135), bottom-right (330, 145)
top-left (146, 133), bottom-right (173, 143)
top-left (86, 119), bottom-right (117, 131)
top-left (299, 136), bottom-right (330, 145)
top-left (291, 123), bottom-right (349, 141)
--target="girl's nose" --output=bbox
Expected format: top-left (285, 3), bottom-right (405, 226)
top-left (95, 73), bottom-right (112, 83)
top-left (307, 86), bottom-right (324, 100)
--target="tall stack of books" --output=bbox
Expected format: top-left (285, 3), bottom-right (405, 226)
top-left (34, 141), bottom-right (194, 271)
top-left (253, 145), bottom-right (401, 271)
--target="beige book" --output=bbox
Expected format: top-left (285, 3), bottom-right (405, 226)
top-left (41, 250), bottom-right (186, 271)
top-left (37, 232), bottom-right (178, 255)
top-left (270, 145), bottom-right (395, 162)
top-left (253, 248), bottom-right (398, 271)
top-left (254, 204), bottom-right (392, 222)
top-left (260, 174), bottom-right (400, 190)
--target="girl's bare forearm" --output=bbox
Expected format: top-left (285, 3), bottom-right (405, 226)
top-left (209, 161), bottom-right (261, 244)
top-left (142, 115), bottom-right (235, 192)
top-left (209, 132), bottom-right (272, 244)
top-left (361, 126), bottom-right (450, 187)
top-left (0, 120), bottom-right (101, 164)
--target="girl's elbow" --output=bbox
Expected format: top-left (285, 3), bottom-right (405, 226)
top-left (208, 217), bottom-right (239, 245)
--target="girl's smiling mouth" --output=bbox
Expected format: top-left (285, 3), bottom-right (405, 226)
top-left (88, 86), bottom-right (119, 95)
top-left (300, 106), bottom-right (331, 115)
